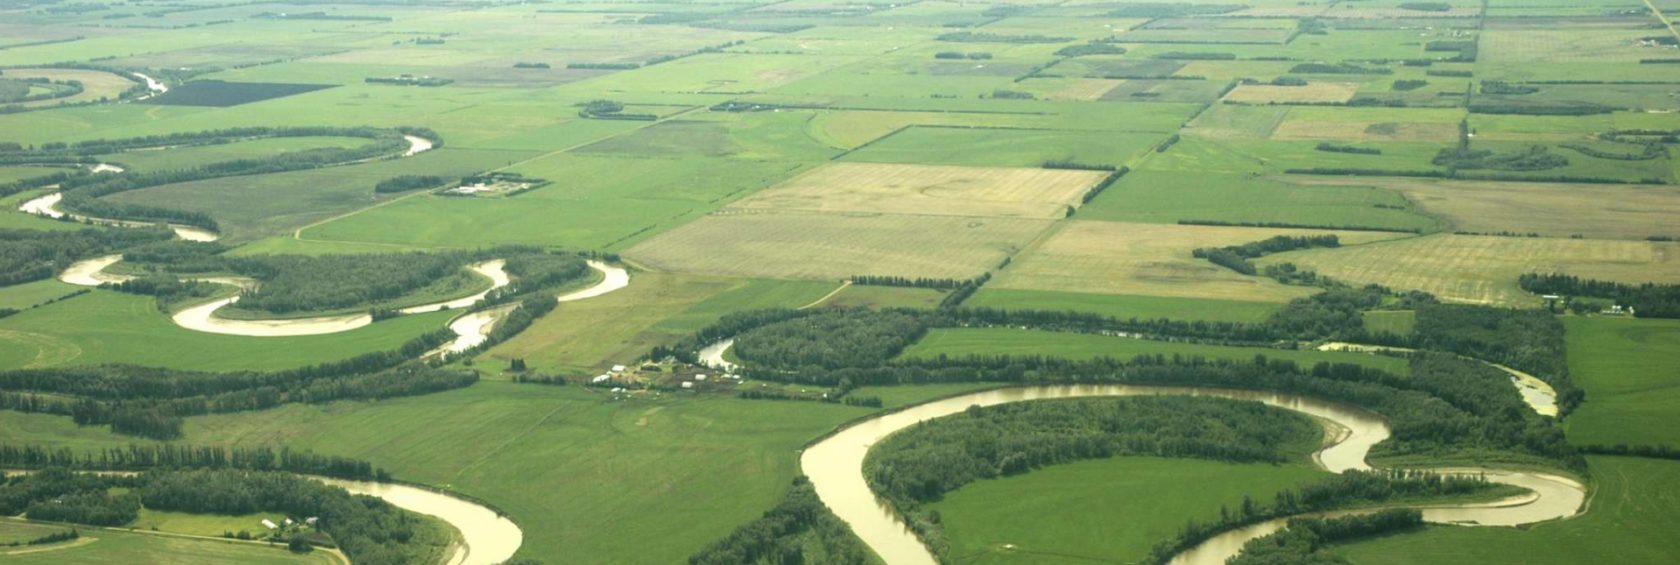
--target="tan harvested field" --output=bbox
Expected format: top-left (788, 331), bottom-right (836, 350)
top-left (624, 210), bottom-right (1053, 280)
top-left (1271, 120), bottom-right (1459, 142)
top-left (728, 162), bottom-right (1107, 220)
top-left (1284, 176), bottom-right (1680, 240)
top-left (1257, 234), bottom-right (1680, 306)
top-left (1047, 78), bottom-right (1124, 101)
top-left (990, 221), bottom-right (1404, 302)
top-left (1224, 83), bottom-right (1360, 104)
top-left (7, 68), bottom-right (138, 107)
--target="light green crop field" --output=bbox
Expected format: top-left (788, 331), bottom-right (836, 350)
top-left (0, 521), bottom-right (335, 565)
top-left (899, 327), bottom-right (1412, 375)
top-left (1334, 456), bottom-right (1680, 565)
top-left (930, 457), bottom-right (1328, 565)
top-left (0, 290), bottom-right (453, 372)
top-left (1561, 317), bottom-right (1680, 448)
top-left (966, 288), bottom-right (1283, 323)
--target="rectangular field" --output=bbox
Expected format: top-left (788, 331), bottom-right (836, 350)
top-left (1257, 234), bottom-right (1680, 305)
top-left (624, 210), bottom-right (1053, 280)
top-left (1284, 176), bottom-right (1680, 240)
top-left (990, 221), bottom-right (1402, 302)
top-left (1224, 82), bottom-right (1361, 104)
top-left (728, 162), bottom-right (1107, 219)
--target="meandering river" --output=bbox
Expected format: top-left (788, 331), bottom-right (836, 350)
top-left (800, 384), bottom-right (1587, 565)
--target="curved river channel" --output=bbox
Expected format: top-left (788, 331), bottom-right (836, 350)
top-left (801, 384), bottom-right (1588, 565)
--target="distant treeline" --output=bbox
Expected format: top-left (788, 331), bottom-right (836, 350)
top-left (936, 32), bottom-right (1073, 44)
top-left (1316, 142), bottom-right (1382, 155)
top-left (1519, 273), bottom-right (1680, 318)
top-left (0, 444), bottom-right (387, 480)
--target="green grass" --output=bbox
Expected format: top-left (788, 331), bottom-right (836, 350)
top-left (1362, 310), bottom-right (1416, 336)
top-left (303, 155), bottom-right (812, 251)
top-left (0, 278), bottom-right (81, 310)
top-left (1332, 456), bottom-right (1680, 565)
top-left (1561, 316), bottom-right (1680, 448)
top-left (0, 290), bottom-right (453, 372)
top-left (966, 288), bottom-right (1283, 323)
top-left (1079, 169), bottom-right (1442, 233)
top-left (130, 509), bottom-right (287, 538)
top-left (482, 272), bottom-right (835, 374)
top-left (899, 328), bottom-right (1412, 375)
top-left (0, 520), bottom-right (334, 564)
top-left (929, 457), bottom-right (1328, 565)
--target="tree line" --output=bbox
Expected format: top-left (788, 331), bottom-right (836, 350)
top-left (1519, 273), bottom-right (1680, 318)
top-left (1193, 234), bottom-right (1340, 276)
top-left (0, 227), bottom-right (173, 287)
top-left (1226, 508), bottom-right (1424, 565)
top-left (0, 444), bottom-right (386, 480)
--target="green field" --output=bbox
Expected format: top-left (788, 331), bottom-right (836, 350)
top-left (1561, 317), bottom-right (1680, 448)
top-left (0, 290), bottom-right (453, 372)
top-left (930, 457), bottom-right (1327, 564)
top-left (899, 327), bottom-right (1412, 375)
top-left (966, 288), bottom-right (1283, 323)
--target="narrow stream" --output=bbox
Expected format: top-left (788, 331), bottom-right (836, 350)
top-left (800, 384), bottom-right (1587, 565)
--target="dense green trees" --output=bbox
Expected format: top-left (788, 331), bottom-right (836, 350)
top-left (732, 309), bottom-right (927, 370)
top-left (0, 227), bottom-right (174, 286)
top-left (0, 468), bottom-right (142, 525)
top-left (688, 477), bottom-right (873, 565)
top-left (230, 252), bottom-right (464, 314)
top-left (1411, 303), bottom-right (1579, 412)
top-left (1193, 234), bottom-right (1340, 276)
top-left (0, 444), bottom-right (387, 480)
top-left (1227, 509), bottom-right (1424, 565)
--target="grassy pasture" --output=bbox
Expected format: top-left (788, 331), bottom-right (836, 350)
top-left (1078, 170), bottom-right (1439, 232)
top-left (1334, 456), bottom-right (1680, 565)
top-left (625, 210), bottom-right (1052, 281)
top-left (1561, 317), bottom-right (1680, 448)
top-left (1285, 176), bottom-right (1680, 240)
top-left (0, 278), bottom-right (81, 311)
top-left (990, 221), bottom-right (1403, 303)
top-left (1257, 234), bottom-right (1680, 306)
top-left (965, 288), bottom-right (1283, 323)
top-left (729, 162), bottom-right (1106, 219)
top-left (303, 155), bottom-right (810, 251)
top-left (900, 327), bottom-right (1412, 374)
top-left (0, 290), bottom-right (454, 372)
top-left (482, 273), bottom-right (835, 374)
top-left (929, 457), bottom-right (1327, 565)
top-left (838, 125), bottom-right (1164, 168)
